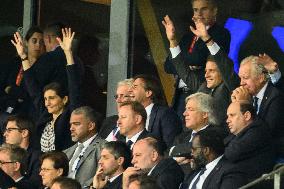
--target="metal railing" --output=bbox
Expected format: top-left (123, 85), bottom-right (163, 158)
top-left (240, 165), bottom-right (284, 189)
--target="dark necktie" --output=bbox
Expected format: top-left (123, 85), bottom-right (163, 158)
top-left (126, 140), bottom-right (133, 148)
top-left (253, 96), bottom-right (259, 113)
top-left (191, 167), bottom-right (206, 189)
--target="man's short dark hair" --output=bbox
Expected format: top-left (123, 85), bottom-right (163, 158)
top-left (239, 101), bottom-right (256, 120)
top-left (120, 101), bottom-right (147, 126)
top-left (6, 114), bottom-right (35, 142)
top-left (72, 106), bottom-right (103, 132)
top-left (191, 0), bottom-right (218, 8)
top-left (52, 177), bottom-right (81, 189)
top-left (196, 127), bottom-right (226, 156)
top-left (103, 141), bottom-right (132, 169)
top-left (133, 74), bottom-right (164, 104)
top-left (44, 22), bottom-right (65, 39)
top-left (129, 174), bottom-right (161, 189)
top-left (40, 151), bottom-right (69, 176)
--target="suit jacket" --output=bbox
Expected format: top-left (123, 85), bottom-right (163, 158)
top-left (180, 157), bottom-right (248, 189)
top-left (257, 82), bottom-right (284, 156)
top-left (99, 115), bottom-right (118, 139)
top-left (164, 24), bottom-right (231, 94)
top-left (16, 176), bottom-right (37, 189)
top-left (148, 104), bottom-right (182, 148)
top-left (103, 174), bottom-right (122, 189)
top-left (224, 119), bottom-right (275, 181)
top-left (149, 158), bottom-right (184, 189)
top-left (0, 169), bottom-right (16, 189)
top-left (64, 134), bottom-right (106, 187)
top-left (24, 64), bottom-right (82, 151)
top-left (25, 146), bottom-right (42, 188)
top-left (198, 49), bottom-right (239, 125)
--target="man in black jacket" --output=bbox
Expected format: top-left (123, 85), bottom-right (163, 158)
top-left (123, 137), bottom-right (184, 189)
top-left (92, 141), bottom-right (132, 189)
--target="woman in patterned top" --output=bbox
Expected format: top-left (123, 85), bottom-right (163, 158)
top-left (12, 28), bottom-right (82, 152)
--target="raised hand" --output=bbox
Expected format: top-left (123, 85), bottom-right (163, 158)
top-left (231, 86), bottom-right (252, 102)
top-left (57, 28), bottom-right (75, 52)
top-left (190, 17), bottom-right (210, 41)
top-left (162, 15), bottom-right (178, 47)
top-left (258, 53), bottom-right (279, 73)
top-left (92, 164), bottom-right (108, 189)
top-left (11, 32), bottom-right (26, 58)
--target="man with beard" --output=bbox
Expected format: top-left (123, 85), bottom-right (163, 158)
top-left (91, 141), bottom-right (132, 189)
top-left (64, 106), bottom-right (106, 188)
top-left (180, 128), bottom-right (247, 189)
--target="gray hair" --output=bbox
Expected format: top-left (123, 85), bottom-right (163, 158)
top-left (240, 56), bottom-right (269, 81)
top-left (185, 92), bottom-right (218, 125)
top-left (117, 78), bottom-right (134, 88)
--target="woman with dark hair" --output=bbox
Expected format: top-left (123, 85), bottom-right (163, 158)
top-left (2, 26), bottom-right (45, 116)
top-left (11, 28), bottom-right (82, 152)
top-left (39, 151), bottom-right (69, 188)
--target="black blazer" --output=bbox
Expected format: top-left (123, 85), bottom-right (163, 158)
top-left (149, 158), bottom-right (184, 189)
top-left (164, 24), bottom-right (231, 93)
top-left (148, 104), bottom-right (182, 148)
top-left (25, 146), bottom-right (42, 188)
top-left (103, 174), bottom-right (122, 189)
top-left (16, 176), bottom-right (38, 189)
top-left (180, 157), bottom-right (248, 189)
top-left (24, 64), bottom-right (82, 151)
top-left (224, 119), bottom-right (275, 181)
top-left (0, 169), bottom-right (16, 189)
top-left (99, 115), bottom-right (118, 139)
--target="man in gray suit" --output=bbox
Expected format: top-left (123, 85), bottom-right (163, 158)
top-left (64, 106), bottom-right (106, 188)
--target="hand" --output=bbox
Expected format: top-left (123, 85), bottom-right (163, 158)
top-left (258, 53), bottom-right (278, 73)
top-left (162, 15), bottom-right (178, 47)
top-left (231, 86), bottom-right (252, 102)
top-left (190, 17), bottom-right (210, 41)
top-left (57, 28), bottom-right (75, 52)
top-left (11, 32), bottom-right (26, 58)
top-left (122, 167), bottom-right (141, 189)
top-left (92, 165), bottom-right (108, 189)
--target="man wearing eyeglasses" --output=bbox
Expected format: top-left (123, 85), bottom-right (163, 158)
top-left (0, 144), bottom-right (37, 189)
top-left (99, 79), bottom-right (133, 141)
top-left (3, 114), bottom-right (42, 188)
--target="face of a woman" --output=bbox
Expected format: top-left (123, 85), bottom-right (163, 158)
top-left (39, 159), bottom-right (63, 187)
top-left (44, 89), bottom-right (66, 116)
top-left (27, 32), bottom-right (45, 59)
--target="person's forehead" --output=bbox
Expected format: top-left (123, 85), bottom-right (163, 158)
top-left (6, 121), bottom-right (18, 128)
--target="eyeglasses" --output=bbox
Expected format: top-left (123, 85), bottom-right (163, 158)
top-left (4, 127), bottom-right (22, 133)
top-left (0, 160), bottom-right (16, 166)
top-left (114, 94), bottom-right (131, 100)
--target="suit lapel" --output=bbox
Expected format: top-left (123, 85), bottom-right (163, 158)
top-left (148, 104), bottom-right (158, 132)
top-left (258, 83), bottom-right (272, 116)
top-left (76, 136), bottom-right (100, 169)
top-left (67, 144), bottom-right (78, 160)
top-left (202, 157), bottom-right (224, 188)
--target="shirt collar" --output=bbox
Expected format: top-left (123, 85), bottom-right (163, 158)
top-left (126, 130), bottom-right (144, 144)
top-left (15, 176), bottom-right (24, 182)
top-left (255, 82), bottom-right (268, 101)
top-left (79, 134), bottom-right (97, 148)
top-left (109, 173), bottom-right (122, 182)
top-left (206, 155), bottom-right (223, 170)
top-left (145, 103), bottom-right (154, 117)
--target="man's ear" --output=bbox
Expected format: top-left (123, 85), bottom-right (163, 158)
top-left (244, 111), bottom-right (252, 121)
top-left (63, 96), bottom-right (68, 105)
top-left (89, 122), bottom-right (96, 131)
top-left (135, 115), bottom-right (142, 125)
top-left (21, 129), bottom-right (29, 139)
top-left (13, 162), bottom-right (21, 172)
top-left (117, 157), bottom-right (124, 166)
top-left (145, 90), bottom-right (153, 99)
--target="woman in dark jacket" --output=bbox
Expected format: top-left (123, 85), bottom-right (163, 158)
top-left (12, 28), bottom-right (82, 152)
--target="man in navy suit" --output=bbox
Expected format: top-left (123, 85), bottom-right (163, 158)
top-left (130, 75), bottom-right (182, 148)
top-left (92, 141), bottom-right (132, 189)
top-left (117, 101), bottom-right (149, 150)
top-left (231, 55), bottom-right (284, 158)
top-left (180, 128), bottom-right (247, 189)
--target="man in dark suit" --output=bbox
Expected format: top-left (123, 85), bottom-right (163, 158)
top-left (0, 169), bottom-right (16, 189)
top-left (231, 55), bottom-right (284, 158)
top-left (117, 101), bottom-right (149, 150)
top-left (180, 128), bottom-right (247, 189)
top-left (0, 144), bottom-right (37, 189)
top-left (3, 114), bottom-right (41, 187)
top-left (130, 75), bottom-right (182, 148)
top-left (91, 141), bottom-right (132, 189)
top-left (99, 79), bottom-right (133, 141)
top-left (225, 101), bottom-right (275, 181)
top-left (162, 0), bottom-right (231, 119)
top-left (64, 106), bottom-right (106, 188)
top-left (123, 137), bottom-right (184, 189)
